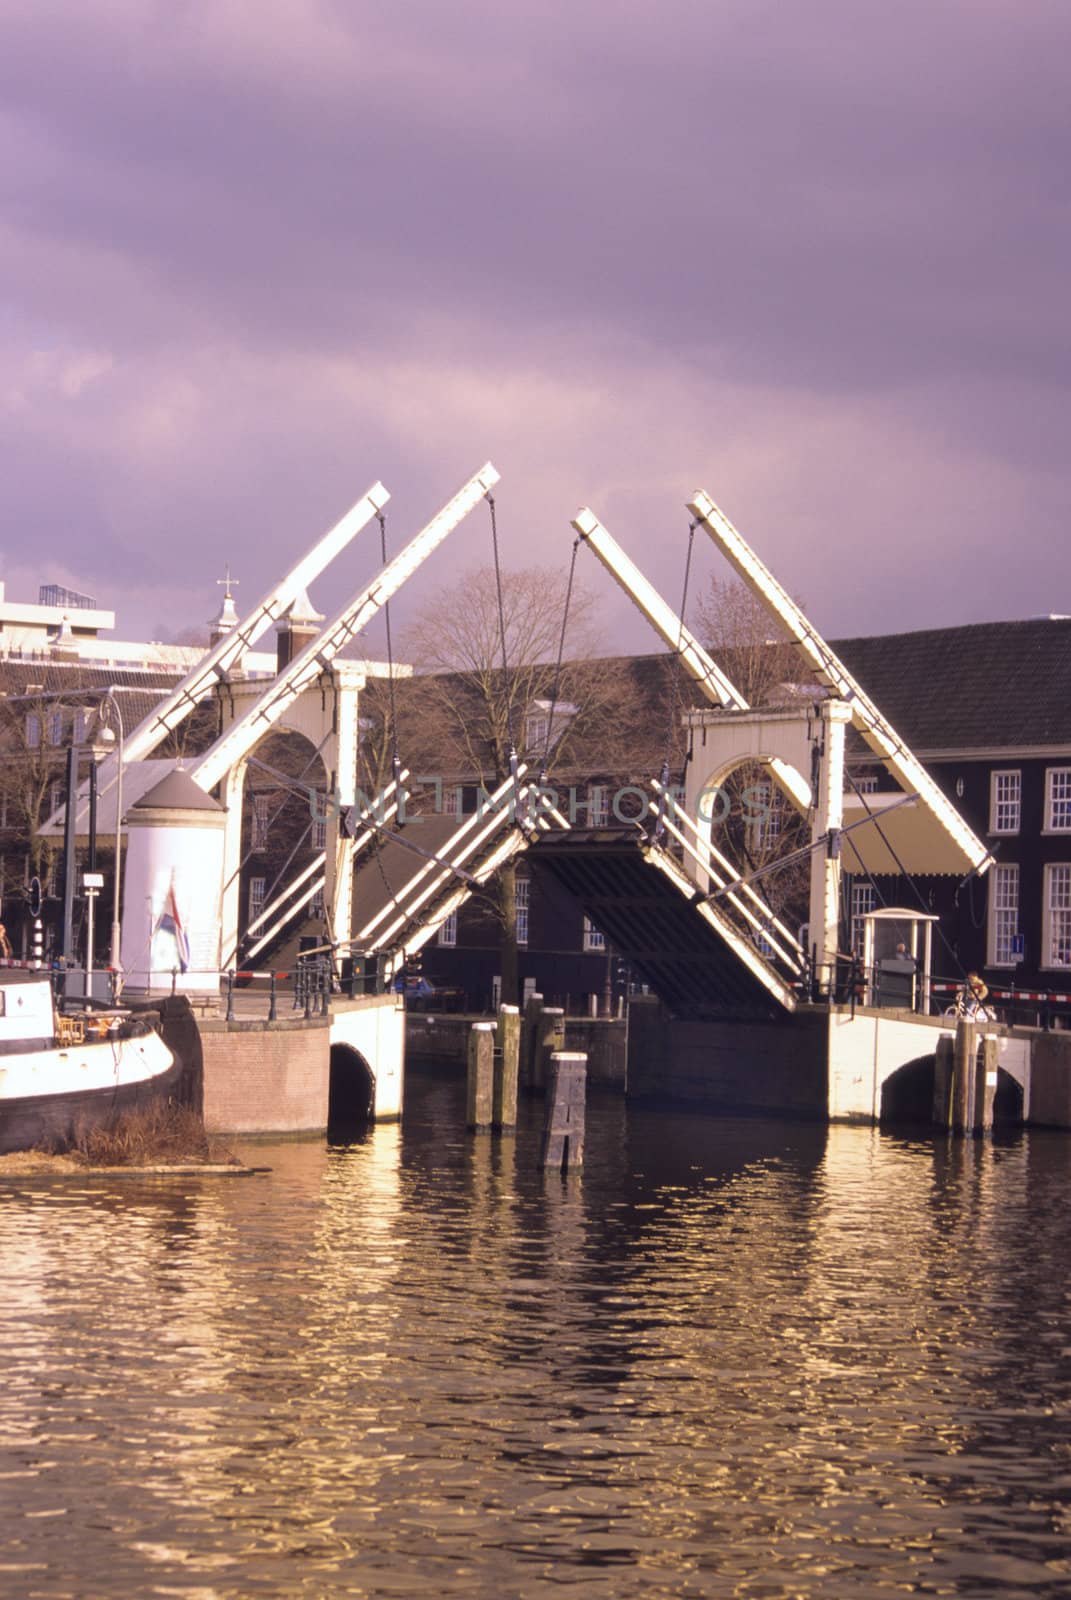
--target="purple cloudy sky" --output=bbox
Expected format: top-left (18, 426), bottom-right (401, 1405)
top-left (2, 0), bottom-right (1069, 656)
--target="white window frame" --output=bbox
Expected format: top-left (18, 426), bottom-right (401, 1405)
top-left (251, 794), bottom-right (271, 851)
top-left (515, 877), bottom-right (530, 946)
top-left (748, 779), bottom-right (782, 854)
top-left (525, 713), bottom-right (549, 752)
top-left (25, 713), bottom-right (41, 748)
top-left (311, 794), bottom-right (328, 850)
top-left (988, 861), bottom-right (1020, 967)
top-left (438, 910), bottom-right (458, 947)
top-left (1043, 863), bottom-right (1071, 969)
top-left (989, 769), bottom-right (1021, 835)
top-left (47, 710), bottom-right (65, 747)
top-left (1045, 768), bottom-right (1071, 832)
top-left (583, 915), bottom-right (605, 952)
top-left (590, 785), bottom-right (609, 827)
top-left (443, 785), bottom-right (460, 818)
top-left (248, 875), bottom-right (267, 923)
top-left (850, 882), bottom-right (876, 956)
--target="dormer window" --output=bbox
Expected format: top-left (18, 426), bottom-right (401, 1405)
top-left (525, 699), bottom-right (576, 756)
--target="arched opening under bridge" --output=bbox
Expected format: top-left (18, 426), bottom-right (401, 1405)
top-left (879, 1054), bottom-right (1025, 1127)
top-left (328, 1043), bottom-right (376, 1141)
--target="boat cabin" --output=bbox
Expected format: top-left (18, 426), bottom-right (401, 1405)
top-left (0, 971), bottom-right (57, 1049)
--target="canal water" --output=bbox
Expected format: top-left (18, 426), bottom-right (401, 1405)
top-left (3, 1074), bottom-right (1071, 1600)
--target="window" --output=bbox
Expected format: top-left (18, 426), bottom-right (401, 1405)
top-left (443, 785), bottom-right (460, 818)
top-left (515, 877), bottom-right (530, 946)
top-left (583, 916), bottom-right (605, 952)
top-left (990, 770), bottom-right (1021, 834)
top-left (989, 862), bottom-right (1020, 966)
top-left (525, 713), bottom-right (549, 752)
top-left (852, 773), bottom-right (879, 794)
top-left (311, 794), bottom-right (328, 850)
top-left (1046, 768), bottom-right (1071, 832)
top-left (310, 883), bottom-right (325, 919)
top-left (25, 714), bottom-right (41, 748)
top-left (850, 882), bottom-right (876, 955)
top-left (72, 709), bottom-right (87, 743)
top-left (248, 875), bottom-right (267, 923)
top-left (50, 784), bottom-right (65, 822)
top-left (1044, 865), bottom-right (1071, 968)
top-left (438, 910), bottom-right (458, 947)
top-left (251, 795), bottom-right (271, 851)
top-left (590, 785), bottom-right (609, 827)
top-left (48, 711), bottom-right (64, 746)
top-left (748, 780), bottom-right (782, 853)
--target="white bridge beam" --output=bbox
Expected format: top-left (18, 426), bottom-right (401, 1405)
top-left (572, 508), bottom-right (747, 709)
top-left (189, 463), bottom-right (499, 795)
top-left (572, 507), bottom-right (811, 813)
top-left (687, 489), bottom-right (994, 878)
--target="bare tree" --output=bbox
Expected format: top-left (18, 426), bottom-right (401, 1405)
top-left (363, 564), bottom-right (630, 1005)
top-left (0, 688), bottom-right (66, 891)
top-left (692, 576), bottom-right (804, 707)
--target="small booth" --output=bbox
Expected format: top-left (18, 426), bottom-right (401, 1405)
top-left (861, 907), bottom-right (937, 1013)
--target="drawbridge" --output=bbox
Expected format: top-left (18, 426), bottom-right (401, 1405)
top-left (71, 459), bottom-right (992, 1025)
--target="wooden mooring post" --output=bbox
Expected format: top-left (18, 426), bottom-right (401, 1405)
top-left (519, 991), bottom-right (543, 1090)
top-left (466, 1021), bottom-right (496, 1131)
top-left (542, 1051), bottom-right (587, 1172)
top-left (938, 1020), bottom-right (997, 1137)
top-left (533, 1006), bottom-right (565, 1094)
top-left (494, 1004), bottom-right (520, 1129)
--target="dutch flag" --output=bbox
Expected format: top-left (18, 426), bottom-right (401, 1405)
top-left (156, 877), bottom-right (191, 973)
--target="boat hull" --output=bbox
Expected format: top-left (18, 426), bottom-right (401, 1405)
top-left (0, 1030), bottom-right (184, 1155)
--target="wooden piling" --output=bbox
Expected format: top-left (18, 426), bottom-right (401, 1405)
top-left (542, 1050), bottom-right (587, 1171)
top-left (952, 1019), bottom-right (977, 1135)
top-left (933, 1034), bottom-right (954, 1129)
top-left (533, 1006), bottom-right (566, 1094)
top-left (520, 991), bottom-right (543, 1090)
top-left (494, 1004), bottom-right (520, 1129)
top-left (975, 1033), bottom-right (998, 1135)
top-left (466, 1021), bottom-right (496, 1131)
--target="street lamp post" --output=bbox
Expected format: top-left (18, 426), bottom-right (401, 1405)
top-left (90, 690), bottom-right (125, 992)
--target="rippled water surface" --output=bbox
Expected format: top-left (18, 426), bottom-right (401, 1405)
top-left (3, 1073), bottom-right (1071, 1598)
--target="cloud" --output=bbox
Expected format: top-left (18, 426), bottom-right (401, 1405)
top-left (0, 0), bottom-right (1068, 656)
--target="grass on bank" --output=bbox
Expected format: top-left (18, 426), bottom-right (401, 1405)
top-left (39, 1101), bottom-right (240, 1168)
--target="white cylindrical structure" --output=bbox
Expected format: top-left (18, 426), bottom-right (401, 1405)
top-left (120, 770), bottom-right (227, 996)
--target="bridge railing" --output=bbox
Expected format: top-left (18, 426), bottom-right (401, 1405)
top-left (930, 977), bottom-right (1071, 1032)
top-left (646, 778), bottom-right (805, 976)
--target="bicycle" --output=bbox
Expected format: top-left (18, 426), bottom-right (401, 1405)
top-left (942, 984), bottom-right (996, 1024)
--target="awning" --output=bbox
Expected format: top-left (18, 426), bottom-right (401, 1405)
top-left (840, 792), bottom-right (986, 878)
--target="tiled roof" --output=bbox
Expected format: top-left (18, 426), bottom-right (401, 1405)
top-left (833, 619), bottom-right (1071, 752)
top-left (0, 662), bottom-right (180, 693)
top-left (361, 651), bottom-right (711, 783)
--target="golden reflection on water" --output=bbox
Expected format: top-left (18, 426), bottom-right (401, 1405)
top-left (1, 1085), bottom-right (1071, 1599)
